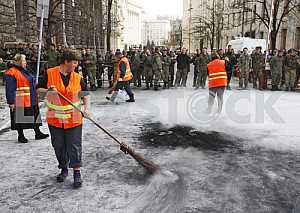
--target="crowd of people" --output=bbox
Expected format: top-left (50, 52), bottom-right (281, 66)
top-left (1, 42), bottom-right (300, 92)
top-left (1, 43), bottom-right (300, 189)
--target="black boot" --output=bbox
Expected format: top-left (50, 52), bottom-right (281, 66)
top-left (34, 128), bottom-right (49, 140)
top-left (57, 168), bottom-right (68, 183)
top-left (271, 85), bottom-right (276, 91)
top-left (73, 170), bottom-right (83, 189)
top-left (18, 130), bottom-right (28, 143)
top-left (18, 135), bottom-right (28, 143)
top-left (126, 95), bottom-right (135, 103)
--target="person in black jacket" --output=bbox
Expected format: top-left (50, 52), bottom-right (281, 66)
top-left (175, 48), bottom-right (190, 87)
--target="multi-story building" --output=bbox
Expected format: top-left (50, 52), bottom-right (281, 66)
top-left (169, 18), bottom-right (182, 50)
top-left (121, 0), bottom-right (143, 49)
top-left (142, 17), bottom-right (171, 46)
top-left (183, 0), bottom-right (300, 51)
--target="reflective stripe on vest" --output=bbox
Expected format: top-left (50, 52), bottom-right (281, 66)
top-left (5, 67), bottom-right (32, 107)
top-left (46, 66), bottom-right (83, 129)
top-left (47, 101), bottom-right (81, 111)
top-left (118, 57), bottom-right (133, 81)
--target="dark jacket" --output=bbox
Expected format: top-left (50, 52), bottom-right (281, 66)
top-left (5, 65), bottom-right (41, 130)
top-left (176, 53), bottom-right (190, 69)
top-left (5, 65), bottom-right (37, 106)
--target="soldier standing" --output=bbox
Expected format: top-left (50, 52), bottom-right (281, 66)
top-left (192, 49), bottom-right (201, 87)
top-left (143, 49), bottom-right (154, 89)
top-left (45, 44), bottom-right (59, 69)
top-left (175, 48), bottom-right (190, 87)
top-left (105, 50), bottom-right (114, 88)
top-left (251, 47), bottom-right (265, 90)
top-left (168, 50), bottom-right (176, 87)
top-left (161, 49), bottom-right (171, 88)
top-left (270, 50), bottom-right (284, 91)
top-left (194, 48), bottom-right (210, 89)
top-left (225, 47), bottom-right (237, 89)
top-left (85, 49), bottom-right (97, 91)
top-left (152, 47), bottom-right (162, 91)
top-left (132, 49), bottom-right (142, 87)
top-left (238, 48), bottom-right (252, 89)
top-left (283, 49), bottom-right (300, 91)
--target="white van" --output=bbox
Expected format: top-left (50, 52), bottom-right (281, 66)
top-left (226, 37), bottom-right (267, 54)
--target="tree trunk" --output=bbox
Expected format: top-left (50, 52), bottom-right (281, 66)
top-left (271, 30), bottom-right (277, 51)
top-left (106, 0), bottom-right (113, 51)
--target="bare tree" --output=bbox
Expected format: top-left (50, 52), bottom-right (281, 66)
top-left (106, 0), bottom-right (113, 51)
top-left (231, 0), bottom-right (300, 50)
top-left (192, 0), bottom-right (224, 51)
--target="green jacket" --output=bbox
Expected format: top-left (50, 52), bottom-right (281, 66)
top-left (270, 56), bottom-right (284, 73)
top-left (85, 53), bottom-right (97, 71)
top-left (284, 55), bottom-right (300, 70)
top-left (0, 62), bottom-right (7, 74)
top-left (153, 53), bottom-right (162, 71)
top-left (251, 52), bottom-right (265, 70)
top-left (46, 49), bottom-right (59, 68)
top-left (238, 54), bottom-right (252, 70)
top-left (194, 53), bottom-right (210, 71)
top-left (161, 55), bottom-right (171, 72)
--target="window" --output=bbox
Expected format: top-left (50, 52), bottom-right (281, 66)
top-left (260, 31), bottom-right (264, 39)
top-left (295, 27), bottom-right (300, 49)
top-left (281, 29), bottom-right (287, 49)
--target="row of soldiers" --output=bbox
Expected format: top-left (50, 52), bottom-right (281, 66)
top-left (238, 47), bottom-right (300, 91)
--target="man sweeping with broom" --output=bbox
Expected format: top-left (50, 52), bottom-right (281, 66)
top-left (37, 50), bottom-right (89, 188)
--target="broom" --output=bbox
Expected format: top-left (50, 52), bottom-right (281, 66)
top-left (52, 90), bottom-right (160, 173)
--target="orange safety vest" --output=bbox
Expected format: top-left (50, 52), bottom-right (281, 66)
top-left (117, 57), bottom-right (133, 82)
top-left (5, 67), bottom-right (31, 107)
top-left (46, 66), bottom-right (83, 129)
top-left (207, 59), bottom-right (228, 88)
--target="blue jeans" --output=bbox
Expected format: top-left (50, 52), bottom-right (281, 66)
top-left (49, 124), bottom-right (82, 169)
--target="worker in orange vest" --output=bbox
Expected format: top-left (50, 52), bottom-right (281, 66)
top-left (107, 50), bottom-right (135, 102)
top-left (37, 50), bottom-right (89, 189)
top-left (207, 52), bottom-right (228, 113)
top-left (5, 54), bottom-right (49, 143)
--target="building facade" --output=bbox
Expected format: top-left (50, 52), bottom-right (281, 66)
top-left (169, 18), bottom-right (182, 50)
top-left (121, 0), bottom-right (143, 49)
top-left (182, 0), bottom-right (300, 52)
top-left (142, 17), bottom-right (171, 46)
top-left (0, 0), bottom-right (37, 44)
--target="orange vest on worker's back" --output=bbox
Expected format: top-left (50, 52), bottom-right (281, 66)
top-left (207, 59), bottom-right (227, 88)
top-left (5, 66), bottom-right (31, 107)
top-left (46, 66), bottom-right (82, 129)
top-left (117, 57), bottom-right (133, 82)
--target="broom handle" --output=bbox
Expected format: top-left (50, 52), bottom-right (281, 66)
top-left (55, 90), bottom-right (122, 146)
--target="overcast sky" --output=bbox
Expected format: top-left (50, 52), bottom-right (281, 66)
top-left (141, 0), bottom-right (183, 19)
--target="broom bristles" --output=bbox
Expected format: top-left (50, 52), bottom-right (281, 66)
top-left (120, 143), bottom-right (160, 173)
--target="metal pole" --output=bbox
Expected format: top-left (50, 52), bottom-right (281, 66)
top-left (36, 5), bottom-right (44, 85)
top-left (188, 0), bottom-right (192, 53)
top-left (266, 0), bottom-right (275, 62)
top-left (242, 0), bottom-right (245, 37)
top-left (62, 0), bottom-right (67, 47)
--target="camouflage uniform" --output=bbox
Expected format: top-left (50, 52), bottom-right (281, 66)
top-left (238, 53), bottom-right (252, 88)
top-left (46, 49), bottom-right (59, 68)
top-left (270, 55), bottom-right (283, 89)
top-left (152, 52), bottom-right (162, 90)
top-left (169, 53), bottom-right (176, 87)
top-left (143, 55), bottom-right (153, 89)
top-left (194, 53), bottom-right (210, 89)
top-left (251, 52), bottom-right (265, 89)
top-left (161, 54), bottom-right (171, 88)
top-left (85, 52), bottom-right (97, 88)
top-left (283, 54), bottom-right (300, 90)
